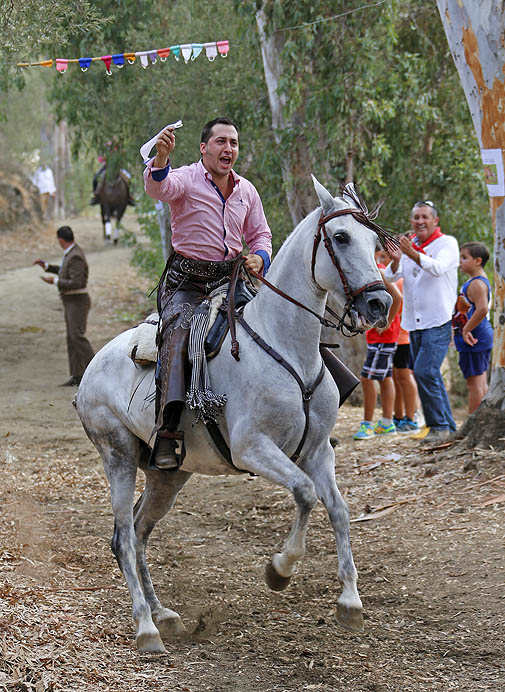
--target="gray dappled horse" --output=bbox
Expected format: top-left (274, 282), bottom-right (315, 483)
top-left (76, 177), bottom-right (392, 652)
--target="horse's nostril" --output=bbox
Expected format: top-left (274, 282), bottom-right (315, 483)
top-left (368, 298), bottom-right (382, 316)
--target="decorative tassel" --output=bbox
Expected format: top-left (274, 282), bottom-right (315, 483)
top-left (186, 299), bottom-right (227, 423)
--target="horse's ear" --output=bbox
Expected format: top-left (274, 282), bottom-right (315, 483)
top-left (311, 175), bottom-right (335, 215)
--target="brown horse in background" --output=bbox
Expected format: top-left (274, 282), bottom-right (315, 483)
top-left (96, 172), bottom-right (131, 243)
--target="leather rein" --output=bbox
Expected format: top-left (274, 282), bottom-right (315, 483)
top-left (214, 205), bottom-right (391, 468)
top-left (228, 205), bottom-right (389, 357)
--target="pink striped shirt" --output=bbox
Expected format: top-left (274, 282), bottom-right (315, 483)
top-left (144, 159), bottom-right (272, 262)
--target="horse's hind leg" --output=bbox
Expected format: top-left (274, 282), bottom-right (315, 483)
top-left (98, 433), bottom-right (165, 652)
top-left (133, 467), bottom-right (192, 639)
top-left (113, 205), bottom-right (126, 244)
top-left (101, 204), bottom-right (112, 240)
top-left (303, 448), bottom-right (364, 632)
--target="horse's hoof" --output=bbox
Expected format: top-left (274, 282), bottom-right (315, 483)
top-left (136, 630), bottom-right (166, 653)
top-left (156, 612), bottom-right (186, 639)
top-left (265, 560), bottom-right (291, 591)
top-left (336, 603), bottom-right (364, 632)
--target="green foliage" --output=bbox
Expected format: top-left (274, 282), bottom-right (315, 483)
top-left (44, 0), bottom-right (291, 252)
top-left (4, 0), bottom-right (492, 271)
top-left (124, 196), bottom-right (166, 282)
top-left (0, 1), bottom-right (108, 95)
top-left (250, 0), bottom-right (490, 247)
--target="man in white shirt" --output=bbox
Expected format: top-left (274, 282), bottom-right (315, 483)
top-left (385, 201), bottom-right (459, 443)
top-left (31, 165), bottom-right (56, 218)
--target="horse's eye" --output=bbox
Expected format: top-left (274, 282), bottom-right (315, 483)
top-left (333, 232), bottom-right (349, 245)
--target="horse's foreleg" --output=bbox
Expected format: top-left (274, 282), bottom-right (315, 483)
top-left (133, 468), bottom-right (192, 639)
top-left (103, 447), bottom-right (165, 652)
top-left (303, 447), bottom-right (364, 632)
top-left (237, 440), bottom-right (318, 590)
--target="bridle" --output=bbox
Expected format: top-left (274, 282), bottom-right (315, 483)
top-left (310, 204), bottom-right (401, 336)
top-left (312, 207), bottom-right (385, 302)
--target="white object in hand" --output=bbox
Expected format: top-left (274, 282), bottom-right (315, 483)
top-left (140, 120), bottom-right (183, 163)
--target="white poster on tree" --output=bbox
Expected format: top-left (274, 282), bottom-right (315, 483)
top-left (481, 148), bottom-right (505, 197)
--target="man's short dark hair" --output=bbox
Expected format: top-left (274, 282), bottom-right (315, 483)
top-left (200, 117), bottom-right (239, 144)
top-left (412, 200), bottom-right (438, 217)
top-left (460, 241), bottom-right (490, 267)
top-left (56, 226), bottom-right (74, 242)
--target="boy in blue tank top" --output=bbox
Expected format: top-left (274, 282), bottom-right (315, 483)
top-left (452, 242), bottom-right (493, 414)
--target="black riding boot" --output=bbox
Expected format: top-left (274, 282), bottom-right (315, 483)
top-left (154, 433), bottom-right (181, 470)
top-left (151, 403), bottom-right (185, 471)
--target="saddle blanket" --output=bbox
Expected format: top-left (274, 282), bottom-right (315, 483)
top-left (128, 291), bottom-right (227, 365)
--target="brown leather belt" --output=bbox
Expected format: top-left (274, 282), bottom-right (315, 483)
top-left (172, 252), bottom-right (240, 280)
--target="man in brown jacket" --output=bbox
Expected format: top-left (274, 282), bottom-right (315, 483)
top-left (34, 226), bottom-right (94, 386)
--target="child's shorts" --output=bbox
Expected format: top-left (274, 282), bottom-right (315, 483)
top-left (361, 342), bottom-right (397, 381)
top-left (458, 349), bottom-right (491, 379)
top-left (393, 343), bottom-right (413, 370)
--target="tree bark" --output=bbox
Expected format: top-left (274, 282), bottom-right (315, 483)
top-left (256, 7), bottom-right (316, 227)
top-left (437, 0), bottom-right (505, 446)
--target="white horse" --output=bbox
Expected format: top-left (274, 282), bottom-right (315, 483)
top-left (76, 177), bottom-right (392, 653)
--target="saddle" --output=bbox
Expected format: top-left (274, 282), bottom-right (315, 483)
top-left (128, 279), bottom-right (256, 365)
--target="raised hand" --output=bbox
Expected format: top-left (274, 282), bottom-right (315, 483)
top-left (153, 127), bottom-right (176, 168)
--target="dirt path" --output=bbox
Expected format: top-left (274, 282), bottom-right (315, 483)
top-left (1, 216), bottom-right (504, 691)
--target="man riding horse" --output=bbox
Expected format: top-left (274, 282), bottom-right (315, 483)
top-left (145, 117), bottom-right (360, 472)
top-left (91, 137), bottom-right (135, 207)
top-left (144, 117), bottom-right (272, 470)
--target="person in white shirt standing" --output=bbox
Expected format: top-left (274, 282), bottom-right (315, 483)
top-left (31, 165), bottom-right (56, 219)
top-left (385, 201), bottom-right (459, 444)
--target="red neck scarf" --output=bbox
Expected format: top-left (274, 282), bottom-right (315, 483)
top-left (411, 226), bottom-right (443, 253)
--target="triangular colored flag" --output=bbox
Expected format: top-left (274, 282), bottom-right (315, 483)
top-left (180, 44), bottom-right (192, 63)
top-left (204, 42), bottom-right (217, 61)
top-left (158, 47), bottom-right (170, 61)
top-left (100, 55), bottom-right (112, 74)
top-left (56, 59), bottom-right (68, 73)
top-left (112, 54), bottom-right (125, 68)
top-left (170, 45), bottom-right (181, 61)
top-left (79, 57), bottom-right (92, 71)
top-left (136, 52), bottom-right (149, 68)
top-left (217, 40), bottom-right (229, 57)
top-left (191, 44), bottom-right (203, 60)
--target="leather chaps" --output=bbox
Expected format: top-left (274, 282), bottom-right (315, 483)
top-left (154, 253), bottom-right (240, 436)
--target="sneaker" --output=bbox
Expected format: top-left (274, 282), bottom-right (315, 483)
top-left (393, 416), bottom-right (403, 427)
top-left (420, 429), bottom-right (450, 445)
top-left (353, 421), bottom-right (375, 440)
top-left (373, 420), bottom-right (396, 436)
top-left (396, 417), bottom-right (419, 434)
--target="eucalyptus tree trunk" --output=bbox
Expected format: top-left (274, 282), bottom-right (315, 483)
top-left (256, 7), bottom-right (317, 227)
top-left (437, 0), bottom-right (505, 446)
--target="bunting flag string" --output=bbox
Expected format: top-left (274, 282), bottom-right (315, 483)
top-left (17, 40), bottom-right (229, 75)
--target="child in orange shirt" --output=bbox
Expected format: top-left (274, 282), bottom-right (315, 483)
top-left (353, 253), bottom-right (402, 440)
